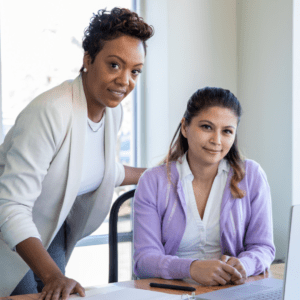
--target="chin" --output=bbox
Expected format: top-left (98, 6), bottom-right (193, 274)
top-left (107, 100), bottom-right (123, 108)
top-left (206, 157), bottom-right (223, 165)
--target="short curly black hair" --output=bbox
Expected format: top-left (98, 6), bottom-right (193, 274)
top-left (80, 7), bottom-right (154, 72)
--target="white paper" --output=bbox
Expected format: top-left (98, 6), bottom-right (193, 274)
top-left (78, 286), bottom-right (184, 300)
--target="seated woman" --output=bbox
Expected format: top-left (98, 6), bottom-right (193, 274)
top-left (133, 87), bottom-right (275, 286)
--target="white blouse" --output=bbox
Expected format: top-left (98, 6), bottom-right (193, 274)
top-left (175, 153), bottom-right (230, 260)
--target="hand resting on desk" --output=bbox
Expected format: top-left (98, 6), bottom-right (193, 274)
top-left (38, 274), bottom-right (85, 300)
top-left (189, 259), bottom-right (242, 286)
top-left (16, 237), bottom-right (85, 300)
top-left (221, 255), bottom-right (247, 285)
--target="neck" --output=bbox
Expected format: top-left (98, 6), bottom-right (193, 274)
top-left (186, 152), bottom-right (219, 183)
top-left (87, 104), bottom-right (105, 123)
top-left (81, 72), bottom-right (105, 123)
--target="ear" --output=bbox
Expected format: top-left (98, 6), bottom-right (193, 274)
top-left (181, 117), bottom-right (188, 138)
top-left (83, 51), bottom-right (92, 70)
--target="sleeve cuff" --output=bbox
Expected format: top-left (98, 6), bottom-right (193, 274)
top-left (115, 162), bottom-right (125, 187)
top-left (1, 214), bottom-right (41, 250)
top-left (238, 256), bottom-right (253, 277)
top-left (167, 257), bottom-right (196, 279)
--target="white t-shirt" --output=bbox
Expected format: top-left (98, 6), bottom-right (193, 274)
top-left (78, 114), bottom-right (125, 196)
top-left (175, 153), bottom-right (229, 260)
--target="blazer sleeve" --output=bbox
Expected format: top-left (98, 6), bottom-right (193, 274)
top-left (133, 169), bottom-right (194, 279)
top-left (237, 162), bottom-right (276, 277)
top-left (113, 104), bottom-right (125, 187)
top-left (0, 98), bottom-right (68, 250)
top-left (114, 162), bottom-right (125, 187)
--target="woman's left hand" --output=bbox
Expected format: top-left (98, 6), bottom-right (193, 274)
top-left (221, 255), bottom-right (247, 285)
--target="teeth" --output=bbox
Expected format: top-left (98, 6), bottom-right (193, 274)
top-left (110, 90), bottom-right (124, 95)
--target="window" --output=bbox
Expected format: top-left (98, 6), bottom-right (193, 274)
top-left (0, 0), bottom-right (137, 285)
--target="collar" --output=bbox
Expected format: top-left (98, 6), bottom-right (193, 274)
top-left (218, 157), bottom-right (230, 175)
top-left (177, 152), bottom-right (230, 181)
top-left (178, 152), bottom-right (194, 181)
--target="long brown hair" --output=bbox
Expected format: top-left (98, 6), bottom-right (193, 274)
top-left (164, 87), bottom-right (245, 199)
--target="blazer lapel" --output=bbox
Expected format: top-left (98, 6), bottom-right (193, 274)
top-left (57, 75), bottom-right (86, 227)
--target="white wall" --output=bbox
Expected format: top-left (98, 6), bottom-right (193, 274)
top-left (141, 0), bottom-right (237, 167)
top-left (237, 1), bottom-right (293, 259)
top-left (167, 1), bottom-right (237, 136)
top-left (141, 0), bottom-right (297, 260)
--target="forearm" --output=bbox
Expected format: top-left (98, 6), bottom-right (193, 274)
top-left (121, 166), bottom-right (146, 186)
top-left (16, 237), bottom-right (63, 284)
top-left (237, 244), bottom-right (275, 276)
top-left (134, 252), bottom-right (193, 279)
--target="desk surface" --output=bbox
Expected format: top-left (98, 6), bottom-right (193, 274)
top-left (1, 264), bottom-right (284, 299)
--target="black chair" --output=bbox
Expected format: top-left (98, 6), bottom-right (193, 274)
top-left (108, 189), bottom-right (136, 283)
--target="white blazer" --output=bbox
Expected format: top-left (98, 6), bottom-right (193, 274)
top-left (0, 75), bottom-right (123, 296)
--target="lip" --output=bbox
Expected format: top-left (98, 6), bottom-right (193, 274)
top-left (203, 148), bottom-right (222, 154)
top-left (108, 89), bottom-right (126, 97)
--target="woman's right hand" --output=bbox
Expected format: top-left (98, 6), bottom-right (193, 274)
top-left (38, 273), bottom-right (85, 300)
top-left (16, 238), bottom-right (85, 300)
top-left (189, 260), bottom-right (242, 286)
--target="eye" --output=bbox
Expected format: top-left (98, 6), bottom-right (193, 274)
top-left (201, 124), bottom-right (212, 130)
top-left (132, 69), bottom-right (142, 76)
top-left (110, 63), bottom-right (119, 69)
top-left (224, 129), bottom-right (233, 134)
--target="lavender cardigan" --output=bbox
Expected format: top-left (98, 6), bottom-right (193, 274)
top-left (133, 159), bottom-right (275, 280)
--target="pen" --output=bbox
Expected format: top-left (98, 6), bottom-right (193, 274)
top-left (149, 282), bottom-right (196, 292)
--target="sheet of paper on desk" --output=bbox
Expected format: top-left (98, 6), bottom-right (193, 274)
top-left (82, 285), bottom-right (183, 299)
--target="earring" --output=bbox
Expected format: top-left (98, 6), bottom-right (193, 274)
top-left (83, 67), bottom-right (87, 73)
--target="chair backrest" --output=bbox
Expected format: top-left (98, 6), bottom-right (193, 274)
top-left (108, 189), bottom-right (136, 283)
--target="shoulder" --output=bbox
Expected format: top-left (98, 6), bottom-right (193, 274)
top-left (241, 159), bottom-right (270, 196)
top-left (14, 79), bottom-right (75, 132)
top-left (135, 162), bottom-right (180, 208)
top-left (26, 79), bottom-right (74, 117)
top-left (11, 79), bottom-right (76, 143)
top-left (137, 162), bottom-right (179, 189)
top-left (243, 159), bottom-right (268, 181)
top-left (139, 164), bottom-right (169, 183)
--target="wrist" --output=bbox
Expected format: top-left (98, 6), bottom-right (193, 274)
top-left (189, 260), bottom-right (200, 278)
top-left (40, 269), bottom-right (64, 284)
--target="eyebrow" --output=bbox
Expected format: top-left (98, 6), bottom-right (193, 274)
top-left (107, 55), bottom-right (144, 67)
top-left (199, 120), bottom-right (236, 129)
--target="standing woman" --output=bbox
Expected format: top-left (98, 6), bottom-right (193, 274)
top-left (134, 87), bottom-right (275, 286)
top-left (0, 8), bottom-right (153, 298)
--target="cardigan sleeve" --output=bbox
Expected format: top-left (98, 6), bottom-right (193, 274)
top-left (0, 97), bottom-right (68, 250)
top-left (237, 162), bottom-right (276, 277)
top-left (133, 168), bottom-right (194, 279)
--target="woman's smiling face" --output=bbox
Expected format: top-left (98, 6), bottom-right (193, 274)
top-left (82, 35), bottom-right (145, 121)
top-left (181, 106), bottom-right (238, 167)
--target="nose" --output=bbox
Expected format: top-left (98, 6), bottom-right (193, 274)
top-left (210, 131), bottom-right (221, 145)
top-left (115, 70), bottom-right (130, 87)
